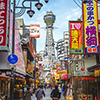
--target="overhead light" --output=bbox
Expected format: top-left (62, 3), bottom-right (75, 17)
top-left (27, 10), bottom-right (35, 18)
top-left (35, 2), bottom-right (43, 10)
top-left (44, 0), bottom-right (49, 3)
top-left (82, 0), bottom-right (88, 3)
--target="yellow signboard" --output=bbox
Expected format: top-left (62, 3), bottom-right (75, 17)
top-left (82, 0), bottom-right (99, 53)
top-left (55, 74), bottom-right (59, 79)
top-left (57, 70), bottom-right (67, 75)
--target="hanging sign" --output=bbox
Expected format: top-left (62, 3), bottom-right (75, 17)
top-left (82, 0), bottom-right (99, 53)
top-left (0, 0), bottom-right (10, 51)
top-left (69, 21), bottom-right (83, 54)
top-left (30, 24), bottom-right (40, 38)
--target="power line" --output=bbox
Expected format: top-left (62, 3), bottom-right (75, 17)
top-left (16, 0), bottom-right (20, 6)
top-left (73, 0), bottom-right (82, 9)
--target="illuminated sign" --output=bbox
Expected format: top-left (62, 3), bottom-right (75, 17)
top-left (69, 21), bottom-right (83, 54)
top-left (0, 0), bottom-right (10, 51)
top-left (82, 0), bottom-right (99, 53)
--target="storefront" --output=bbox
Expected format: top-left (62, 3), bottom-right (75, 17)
top-left (87, 64), bottom-right (100, 100)
top-left (0, 74), bottom-right (13, 100)
top-left (73, 76), bottom-right (96, 100)
top-left (14, 73), bottom-right (25, 99)
top-left (69, 55), bottom-right (97, 100)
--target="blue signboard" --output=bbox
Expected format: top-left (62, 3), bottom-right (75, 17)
top-left (7, 54), bottom-right (18, 64)
top-left (65, 57), bottom-right (70, 60)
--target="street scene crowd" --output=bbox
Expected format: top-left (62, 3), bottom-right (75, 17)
top-left (0, 0), bottom-right (100, 100)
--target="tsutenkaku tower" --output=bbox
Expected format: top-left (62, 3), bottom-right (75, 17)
top-left (43, 10), bottom-right (56, 66)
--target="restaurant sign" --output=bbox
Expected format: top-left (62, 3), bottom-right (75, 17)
top-left (0, 0), bottom-right (10, 51)
top-left (82, 0), bottom-right (99, 53)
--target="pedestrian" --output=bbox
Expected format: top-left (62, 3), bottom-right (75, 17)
top-left (50, 85), bottom-right (61, 100)
top-left (35, 85), bottom-right (45, 100)
top-left (24, 87), bottom-right (33, 100)
top-left (58, 84), bottom-right (62, 94)
top-left (63, 83), bottom-right (68, 99)
top-left (43, 84), bottom-right (46, 90)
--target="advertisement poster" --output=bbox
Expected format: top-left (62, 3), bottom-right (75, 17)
top-left (82, 0), bottom-right (99, 53)
top-left (10, 12), bottom-right (26, 75)
top-left (30, 25), bottom-right (40, 38)
top-left (69, 21), bottom-right (83, 54)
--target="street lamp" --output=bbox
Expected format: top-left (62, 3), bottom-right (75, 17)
top-left (44, 0), bottom-right (49, 3)
top-left (14, 0), bottom-right (49, 18)
top-left (27, 10), bottom-right (35, 18)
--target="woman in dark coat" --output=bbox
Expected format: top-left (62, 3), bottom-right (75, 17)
top-left (24, 87), bottom-right (33, 100)
top-left (50, 85), bottom-right (61, 100)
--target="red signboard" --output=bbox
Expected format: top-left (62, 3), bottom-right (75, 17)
top-left (0, 0), bottom-right (10, 51)
top-left (69, 21), bottom-right (83, 54)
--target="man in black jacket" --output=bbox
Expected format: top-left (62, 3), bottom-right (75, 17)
top-left (50, 85), bottom-right (61, 100)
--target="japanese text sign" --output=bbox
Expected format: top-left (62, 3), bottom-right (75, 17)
top-left (30, 25), bottom-right (40, 38)
top-left (82, 0), bottom-right (99, 53)
top-left (69, 21), bottom-right (83, 54)
top-left (0, 0), bottom-right (10, 51)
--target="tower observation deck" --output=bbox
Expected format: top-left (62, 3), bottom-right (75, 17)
top-left (43, 10), bottom-right (56, 67)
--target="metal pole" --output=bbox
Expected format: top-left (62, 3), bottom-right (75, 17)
top-left (12, 0), bottom-right (15, 54)
top-left (10, 0), bottom-right (15, 99)
top-left (67, 46), bottom-right (69, 78)
top-left (34, 51), bottom-right (36, 91)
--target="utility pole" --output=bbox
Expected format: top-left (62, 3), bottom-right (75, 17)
top-left (10, 0), bottom-right (15, 100)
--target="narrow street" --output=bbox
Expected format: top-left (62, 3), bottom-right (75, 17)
top-left (31, 88), bottom-right (65, 100)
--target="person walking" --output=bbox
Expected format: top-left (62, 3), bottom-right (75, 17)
top-left (58, 84), bottom-right (62, 95)
top-left (24, 87), bottom-right (33, 100)
top-left (35, 85), bottom-right (45, 100)
top-left (50, 85), bottom-right (61, 100)
top-left (63, 83), bottom-right (67, 98)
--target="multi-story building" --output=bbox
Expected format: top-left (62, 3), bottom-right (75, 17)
top-left (56, 39), bottom-right (64, 61)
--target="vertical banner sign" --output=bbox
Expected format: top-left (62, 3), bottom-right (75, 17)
top-left (82, 0), bottom-right (99, 53)
top-left (69, 21), bottom-right (83, 54)
top-left (0, 0), bottom-right (10, 51)
top-left (30, 25), bottom-right (40, 38)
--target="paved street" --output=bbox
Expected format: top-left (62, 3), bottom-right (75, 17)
top-left (31, 88), bottom-right (65, 100)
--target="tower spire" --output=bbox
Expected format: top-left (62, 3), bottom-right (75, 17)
top-left (43, 10), bottom-right (56, 67)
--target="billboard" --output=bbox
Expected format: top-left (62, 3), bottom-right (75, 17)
top-left (82, 0), bottom-right (99, 53)
top-left (69, 21), bottom-right (83, 54)
top-left (0, 0), bottom-right (10, 51)
top-left (30, 25), bottom-right (40, 38)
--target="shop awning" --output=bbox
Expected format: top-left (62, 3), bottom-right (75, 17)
top-left (0, 75), bottom-right (13, 80)
top-left (87, 64), bottom-right (100, 72)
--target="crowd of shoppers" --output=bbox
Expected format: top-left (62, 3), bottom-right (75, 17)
top-left (23, 82), bottom-right (69, 100)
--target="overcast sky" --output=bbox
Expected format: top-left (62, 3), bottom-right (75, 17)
top-left (14, 0), bottom-right (82, 52)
